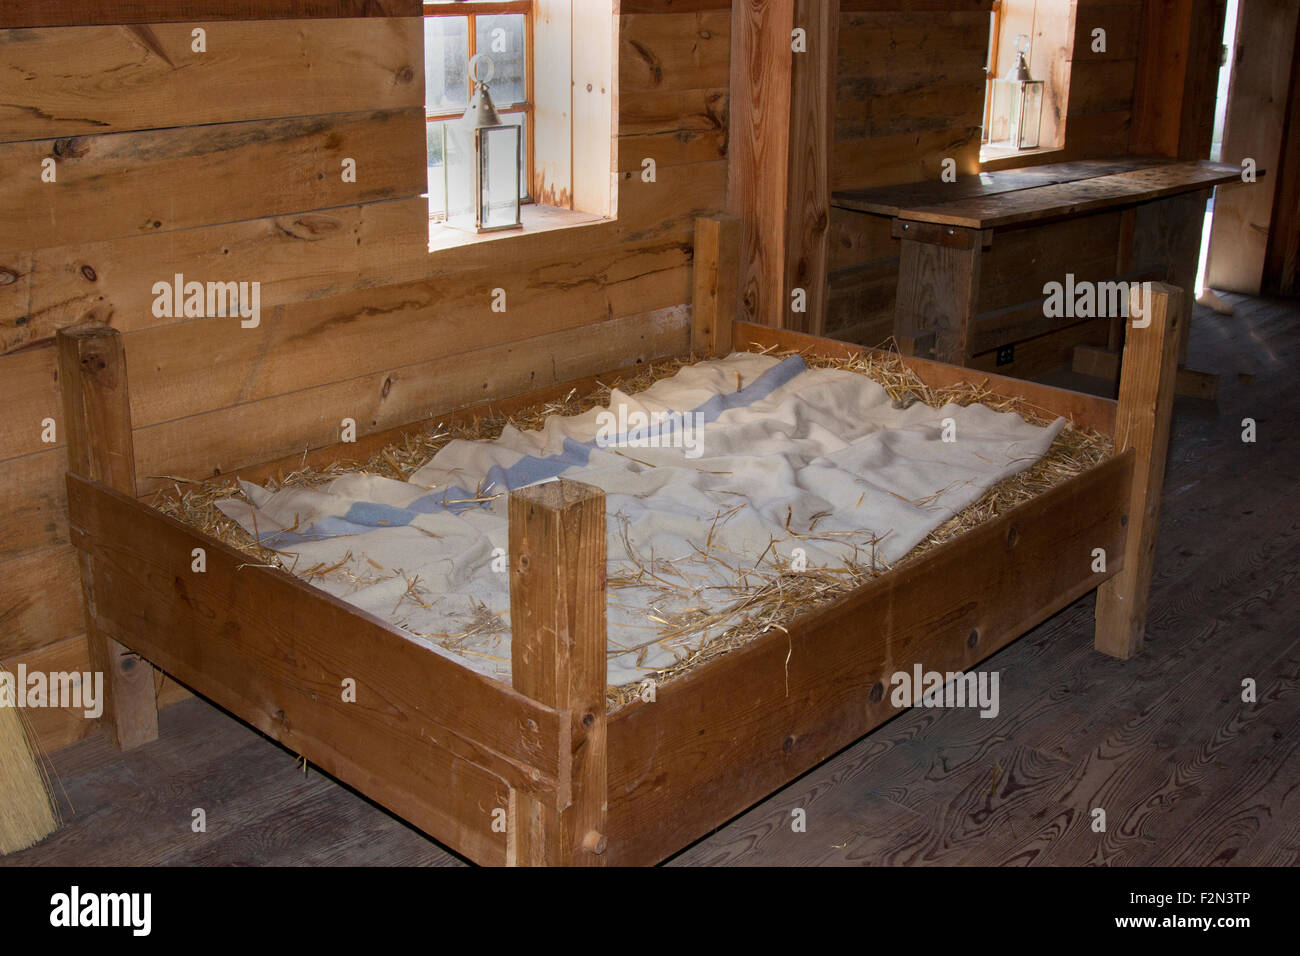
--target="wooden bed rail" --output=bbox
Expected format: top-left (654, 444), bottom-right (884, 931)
top-left (507, 480), bottom-right (609, 866)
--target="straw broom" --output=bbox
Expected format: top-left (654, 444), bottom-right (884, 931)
top-left (0, 698), bottom-right (57, 854)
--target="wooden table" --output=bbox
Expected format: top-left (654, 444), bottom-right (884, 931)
top-left (832, 159), bottom-right (1244, 380)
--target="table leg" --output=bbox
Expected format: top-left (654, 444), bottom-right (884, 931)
top-left (892, 221), bottom-right (984, 364)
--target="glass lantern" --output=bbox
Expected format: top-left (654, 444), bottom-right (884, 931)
top-left (441, 53), bottom-right (522, 233)
top-left (988, 34), bottom-right (1044, 150)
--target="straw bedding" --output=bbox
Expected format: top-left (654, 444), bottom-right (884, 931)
top-left (154, 347), bottom-right (1111, 710)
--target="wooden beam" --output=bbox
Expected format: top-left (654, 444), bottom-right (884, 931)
top-left (1129, 0), bottom-right (1227, 160)
top-left (509, 480), bottom-right (608, 866)
top-left (691, 214), bottom-right (740, 356)
top-left (1094, 282), bottom-right (1184, 659)
top-left (782, 0), bottom-right (838, 334)
top-left (727, 0), bottom-right (794, 327)
top-left (55, 325), bottom-right (158, 750)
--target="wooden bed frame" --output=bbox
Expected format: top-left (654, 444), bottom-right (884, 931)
top-left (59, 217), bottom-right (1184, 866)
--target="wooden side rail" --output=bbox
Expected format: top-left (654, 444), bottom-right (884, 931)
top-left (508, 480), bottom-right (609, 866)
top-left (56, 325), bottom-right (159, 751)
top-left (1094, 281), bottom-right (1183, 658)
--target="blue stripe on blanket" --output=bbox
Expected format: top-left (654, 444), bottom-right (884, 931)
top-left (257, 355), bottom-right (808, 547)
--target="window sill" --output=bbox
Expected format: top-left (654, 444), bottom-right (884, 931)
top-left (979, 144), bottom-right (1066, 171)
top-left (428, 203), bottom-right (608, 252)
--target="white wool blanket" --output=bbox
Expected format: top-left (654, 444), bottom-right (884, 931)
top-left (218, 353), bottom-right (1065, 686)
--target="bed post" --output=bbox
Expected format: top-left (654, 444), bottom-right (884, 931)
top-left (507, 479), bottom-right (608, 866)
top-left (1094, 281), bottom-right (1183, 659)
top-left (692, 214), bottom-right (740, 357)
top-left (56, 325), bottom-right (159, 750)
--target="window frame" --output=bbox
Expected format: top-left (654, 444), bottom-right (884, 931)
top-left (981, 0), bottom-right (1003, 145)
top-left (424, 0), bottom-right (535, 207)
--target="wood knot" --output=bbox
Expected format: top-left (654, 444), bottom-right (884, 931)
top-left (967, 628), bottom-right (979, 648)
top-left (582, 830), bottom-right (607, 855)
top-left (869, 681), bottom-right (884, 703)
top-left (80, 265), bottom-right (98, 282)
top-left (396, 65), bottom-right (415, 84)
top-left (581, 711), bottom-right (596, 728)
top-left (52, 137), bottom-right (89, 159)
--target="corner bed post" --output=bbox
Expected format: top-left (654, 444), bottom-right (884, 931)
top-left (55, 325), bottom-right (159, 750)
top-left (1094, 282), bottom-right (1184, 659)
top-left (507, 479), bottom-right (608, 866)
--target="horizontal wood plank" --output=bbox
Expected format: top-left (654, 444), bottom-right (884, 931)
top-left (0, 19), bottom-right (422, 142)
top-left (619, 10), bottom-right (731, 92)
top-left (833, 158), bottom-right (1173, 216)
top-left (0, 1), bottom-right (420, 28)
top-left (121, 240), bottom-right (691, 430)
top-left (896, 162), bottom-right (1243, 229)
top-left (0, 449), bottom-right (69, 561)
top-left (0, 109), bottom-right (427, 249)
top-left (132, 304), bottom-right (692, 493)
top-left (0, 544), bottom-right (83, 658)
top-left (1, 198), bottom-right (431, 355)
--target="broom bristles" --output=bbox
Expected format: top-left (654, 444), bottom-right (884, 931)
top-left (0, 703), bottom-right (57, 854)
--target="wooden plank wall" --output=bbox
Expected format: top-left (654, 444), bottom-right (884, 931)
top-left (827, 0), bottom-right (992, 344)
top-left (0, 0), bottom-right (730, 753)
top-left (826, 0), bottom-right (1161, 349)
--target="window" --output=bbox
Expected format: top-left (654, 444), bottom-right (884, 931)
top-left (980, 0), bottom-right (1075, 162)
top-left (423, 0), bottom-right (618, 244)
top-left (425, 1), bottom-right (533, 219)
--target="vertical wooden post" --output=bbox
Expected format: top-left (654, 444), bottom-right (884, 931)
top-left (728, 0), bottom-right (795, 328)
top-left (508, 479), bottom-right (607, 866)
top-left (1094, 282), bottom-right (1184, 659)
top-left (56, 325), bottom-right (159, 750)
top-left (783, 0), bottom-right (838, 335)
top-left (728, 0), bottom-right (839, 333)
top-left (692, 215), bottom-right (740, 357)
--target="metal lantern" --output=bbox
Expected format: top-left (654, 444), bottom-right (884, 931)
top-left (442, 53), bottom-right (522, 233)
top-left (988, 34), bottom-right (1044, 150)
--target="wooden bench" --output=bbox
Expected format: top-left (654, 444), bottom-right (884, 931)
top-left (832, 158), bottom-right (1246, 391)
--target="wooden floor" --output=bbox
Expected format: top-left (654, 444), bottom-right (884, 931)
top-left (5, 293), bottom-right (1298, 867)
